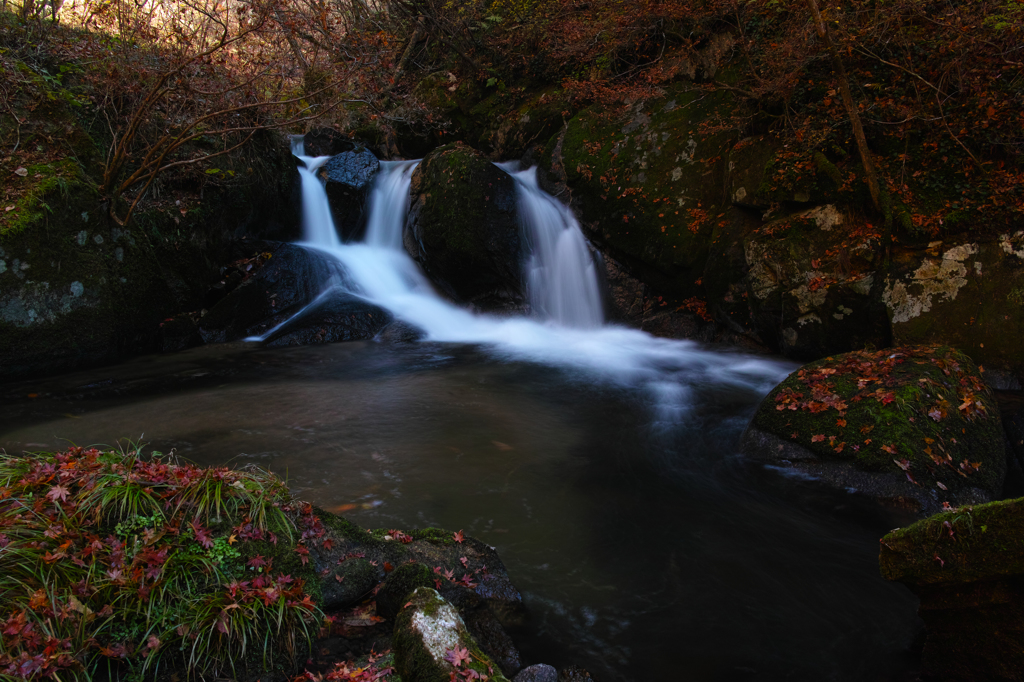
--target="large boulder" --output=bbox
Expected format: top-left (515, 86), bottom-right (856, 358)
top-left (741, 345), bottom-right (1006, 517)
top-left (880, 497), bottom-right (1024, 680)
top-left (883, 233), bottom-right (1024, 388)
top-left (320, 146), bottom-right (381, 242)
top-left (404, 143), bottom-right (524, 312)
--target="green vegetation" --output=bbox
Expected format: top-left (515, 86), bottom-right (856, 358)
top-left (0, 445), bottom-right (321, 680)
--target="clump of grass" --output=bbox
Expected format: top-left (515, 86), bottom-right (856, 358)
top-left (0, 445), bottom-right (323, 680)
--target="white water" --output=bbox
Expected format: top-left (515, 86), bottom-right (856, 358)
top-left (279, 144), bottom-right (792, 401)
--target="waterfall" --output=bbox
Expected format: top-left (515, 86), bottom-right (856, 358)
top-left (273, 149), bottom-right (791, 398)
top-left (506, 165), bottom-right (604, 329)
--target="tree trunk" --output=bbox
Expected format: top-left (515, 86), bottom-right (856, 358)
top-left (806, 0), bottom-right (882, 213)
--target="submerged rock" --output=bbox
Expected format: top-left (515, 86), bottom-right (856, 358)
top-left (321, 146), bottom-right (381, 241)
top-left (404, 143), bottom-right (524, 312)
top-left (880, 497), bottom-right (1024, 680)
top-left (393, 587), bottom-right (510, 682)
top-left (742, 345), bottom-right (1006, 517)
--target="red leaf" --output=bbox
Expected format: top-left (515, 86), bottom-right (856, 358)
top-left (453, 530), bottom-right (465, 544)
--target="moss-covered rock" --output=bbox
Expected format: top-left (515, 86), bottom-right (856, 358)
top-left (376, 562), bottom-right (437, 621)
top-left (404, 143), bottom-right (524, 311)
top-left (880, 497), bottom-right (1024, 681)
top-left (742, 345), bottom-right (1006, 516)
top-left (556, 83), bottom-right (739, 303)
top-left (393, 587), bottom-right (510, 682)
top-left (883, 234), bottom-right (1024, 387)
top-left (743, 204), bottom-right (891, 358)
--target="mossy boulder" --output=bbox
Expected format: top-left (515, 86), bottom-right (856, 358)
top-left (393, 587), bottom-right (510, 682)
top-left (404, 143), bottom-right (524, 311)
top-left (556, 83), bottom-right (739, 302)
top-left (743, 205), bottom-right (891, 358)
top-left (883, 234), bottom-right (1024, 388)
top-left (880, 497), bottom-right (1024, 680)
top-left (742, 345), bottom-right (1006, 516)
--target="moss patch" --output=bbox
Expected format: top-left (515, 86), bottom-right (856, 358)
top-left (880, 496), bottom-right (1024, 586)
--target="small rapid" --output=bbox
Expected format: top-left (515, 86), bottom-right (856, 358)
top-left (283, 143), bottom-right (793, 404)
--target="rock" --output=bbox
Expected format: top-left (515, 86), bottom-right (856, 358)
top-left (320, 558), bottom-right (383, 611)
top-left (883, 233), bottom-right (1024, 386)
top-left (302, 129), bottom-right (357, 157)
top-left (261, 290), bottom-right (392, 348)
top-left (880, 497), bottom-right (1024, 680)
top-left (320, 147), bottom-right (381, 241)
top-left (375, 319), bottom-right (426, 344)
top-left (742, 205), bottom-right (891, 359)
top-left (198, 243), bottom-right (347, 343)
top-left (438, 585), bottom-right (522, 677)
top-left (393, 587), bottom-right (510, 682)
top-left (557, 666), bottom-right (594, 682)
top-left (741, 345), bottom-right (1006, 517)
top-left (404, 143), bottom-right (524, 312)
top-left (376, 562), bottom-right (437, 621)
top-left (514, 664), bottom-right (558, 682)
top-left (158, 313), bottom-right (202, 353)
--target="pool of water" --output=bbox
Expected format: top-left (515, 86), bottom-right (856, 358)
top-left (0, 340), bottom-right (921, 681)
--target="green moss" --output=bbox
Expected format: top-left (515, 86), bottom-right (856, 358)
top-left (0, 159), bottom-right (86, 238)
top-left (409, 527), bottom-right (457, 545)
top-left (881, 497), bottom-right (1024, 586)
top-left (755, 345), bottom-right (1005, 494)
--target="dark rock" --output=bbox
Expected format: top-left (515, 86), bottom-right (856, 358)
top-left (303, 129), bottom-right (357, 157)
top-left (261, 290), bottom-right (392, 348)
top-left (404, 143), bottom-right (524, 312)
top-left (375, 320), bottom-right (426, 344)
top-left (321, 147), bottom-right (381, 241)
top-left (742, 345), bottom-right (1006, 518)
top-left (376, 562), bottom-right (436, 622)
top-left (881, 497), bottom-right (1024, 681)
top-left (198, 243), bottom-right (347, 343)
top-left (514, 664), bottom-right (557, 682)
top-left (320, 558), bottom-right (383, 611)
top-left (158, 313), bottom-right (202, 353)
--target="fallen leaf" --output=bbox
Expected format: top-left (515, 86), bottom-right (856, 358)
top-left (14, 167), bottom-right (28, 177)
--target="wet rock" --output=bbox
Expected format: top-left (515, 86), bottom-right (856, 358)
top-left (880, 497), bottom-right (1024, 680)
top-left (883, 232), bottom-right (1024, 386)
top-left (376, 563), bottom-right (437, 621)
top-left (393, 587), bottom-right (510, 682)
top-left (404, 143), bottom-right (524, 312)
top-left (261, 290), bottom-right (392, 348)
top-left (321, 147), bottom-right (381, 241)
top-left (198, 243), bottom-right (347, 343)
top-left (742, 345), bottom-right (1006, 517)
top-left (375, 319), bottom-right (426, 344)
top-left (514, 664), bottom-right (558, 682)
top-left (557, 666), bottom-right (594, 682)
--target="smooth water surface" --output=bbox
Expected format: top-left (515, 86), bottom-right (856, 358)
top-left (0, 340), bottom-right (920, 682)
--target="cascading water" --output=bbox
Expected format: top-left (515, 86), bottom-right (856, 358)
top-left (507, 164), bottom-right (604, 329)
top-left (282, 146), bottom-right (790, 405)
